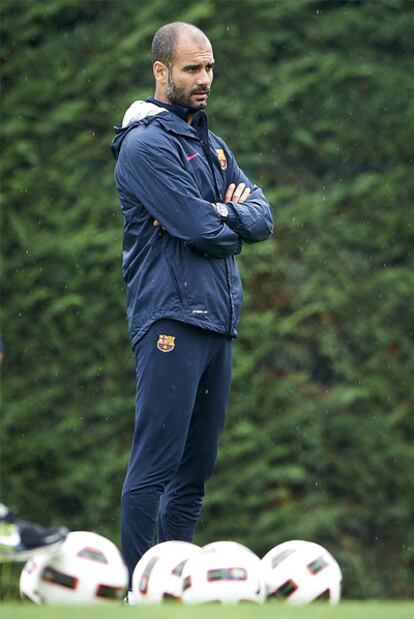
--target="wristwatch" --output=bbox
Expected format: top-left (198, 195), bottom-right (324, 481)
top-left (214, 202), bottom-right (229, 220)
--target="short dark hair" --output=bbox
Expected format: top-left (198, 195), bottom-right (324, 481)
top-left (151, 22), bottom-right (209, 67)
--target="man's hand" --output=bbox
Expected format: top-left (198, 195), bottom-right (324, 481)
top-left (224, 182), bottom-right (251, 204)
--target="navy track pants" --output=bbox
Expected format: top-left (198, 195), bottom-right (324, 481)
top-left (121, 319), bottom-right (232, 581)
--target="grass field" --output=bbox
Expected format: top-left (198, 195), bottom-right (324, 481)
top-left (1, 601), bottom-right (414, 619)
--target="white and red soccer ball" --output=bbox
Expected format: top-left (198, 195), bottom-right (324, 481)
top-left (262, 539), bottom-right (342, 605)
top-left (181, 540), bottom-right (267, 604)
top-left (20, 531), bottom-right (128, 605)
top-left (131, 540), bottom-right (201, 603)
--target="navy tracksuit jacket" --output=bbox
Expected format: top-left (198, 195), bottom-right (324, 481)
top-left (112, 98), bottom-right (273, 581)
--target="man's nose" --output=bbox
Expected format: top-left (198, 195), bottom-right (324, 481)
top-left (197, 69), bottom-right (211, 86)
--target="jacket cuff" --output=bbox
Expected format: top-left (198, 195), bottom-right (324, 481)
top-left (225, 202), bottom-right (240, 228)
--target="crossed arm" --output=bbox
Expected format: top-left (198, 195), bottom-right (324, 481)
top-left (119, 132), bottom-right (272, 254)
top-left (153, 182), bottom-right (251, 228)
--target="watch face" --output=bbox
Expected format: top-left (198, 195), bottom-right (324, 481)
top-left (217, 203), bottom-right (228, 218)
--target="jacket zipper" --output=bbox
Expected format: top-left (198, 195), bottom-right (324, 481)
top-left (201, 138), bottom-right (234, 334)
top-left (167, 125), bottom-right (235, 334)
top-left (202, 142), bottom-right (234, 334)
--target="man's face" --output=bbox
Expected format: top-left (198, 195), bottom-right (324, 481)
top-left (166, 37), bottom-right (214, 111)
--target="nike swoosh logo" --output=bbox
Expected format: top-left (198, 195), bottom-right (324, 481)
top-left (186, 153), bottom-right (200, 161)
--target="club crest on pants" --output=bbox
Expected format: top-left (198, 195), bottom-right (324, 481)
top-left (157, 334), bottom-right (175, 352)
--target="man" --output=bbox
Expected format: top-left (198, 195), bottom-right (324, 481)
top-left (112, 22), bottom-right (273, 583)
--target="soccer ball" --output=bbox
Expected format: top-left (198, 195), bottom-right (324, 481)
top-left (19, 531), bottom-right (128, 604)
top-left (131, 540), bottom-right (201, 604)
top-left (262, 539), bottom-right (342, 605)
top-left (181, 543), bottom-right (266, 604)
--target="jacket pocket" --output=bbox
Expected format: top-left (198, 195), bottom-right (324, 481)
top-left (164, 253), bottom-right (185, 306)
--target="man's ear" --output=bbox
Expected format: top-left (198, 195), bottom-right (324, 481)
top-left (153, 61), bottom-right (168, 85)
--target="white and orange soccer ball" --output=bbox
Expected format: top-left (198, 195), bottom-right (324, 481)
top-left (181, 542), bottom-right (266, 604)
top-left (131, 540), bottom-right (201, 604)
top-left (262, 539), bottom-right (342, 605)
top-left (19, 531), bottom-right (128, 605)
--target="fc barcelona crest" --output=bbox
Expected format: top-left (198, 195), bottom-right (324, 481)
top-left (215, 148), bottom-right (228, 171)
top-left (157, 334), bottom-right (175, 353)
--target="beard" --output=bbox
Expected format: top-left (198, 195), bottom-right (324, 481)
top-left (167, 71), bottom-right (210, 111)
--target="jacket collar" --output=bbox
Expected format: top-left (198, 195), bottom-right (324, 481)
top-left (146, 97), bottom-right (208, 142)
top-left (147, 96), bottom-right (192, 122)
